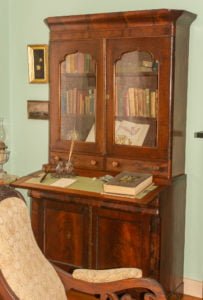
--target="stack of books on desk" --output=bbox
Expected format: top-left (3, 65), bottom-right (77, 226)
top-left (103, 171), bottom-right (153, 196)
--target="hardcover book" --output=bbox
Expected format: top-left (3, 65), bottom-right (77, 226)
top-left (103, 171), bottom-right (153, 196)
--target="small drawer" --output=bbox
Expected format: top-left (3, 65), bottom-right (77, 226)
top-left (106, 157), bottom-right (169, 177)
top-left (72, 154), bottom-right (104, 170)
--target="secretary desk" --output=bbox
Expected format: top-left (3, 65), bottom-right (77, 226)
top-left (12, 9), bottom-right (196, 297)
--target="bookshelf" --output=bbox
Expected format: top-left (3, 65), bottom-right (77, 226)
top-left (12, 9), bottom-right (196, 297)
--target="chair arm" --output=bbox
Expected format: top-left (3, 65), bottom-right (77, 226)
top-left (72, 267), bottom-right (142, 283)
top-left (0, 186), bottom-right (25, 203)
top-left (53, 265), bottom-right (167, 300)
top-left (0, 270), bottom-right (19, 299)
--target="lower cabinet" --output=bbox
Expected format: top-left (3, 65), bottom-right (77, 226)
top-left (31, 197), bottom-right (90, 272)
top-left (45, 200), bottom-right (90, 271)
top-left (31, 192), bottom-right (159, 277)
top-left (30, 176), bottom-right (186, 296)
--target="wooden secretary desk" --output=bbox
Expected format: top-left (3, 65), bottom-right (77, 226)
top-left (12, 9), bottom-right (196, 296)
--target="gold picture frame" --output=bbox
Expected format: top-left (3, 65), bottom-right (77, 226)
top-left (27, 44), bottom-right (48, 83)
top-left (27, 100), bottom-right (49, 120)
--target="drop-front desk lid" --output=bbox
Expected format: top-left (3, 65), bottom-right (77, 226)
top-left (11, 170), bottom-right (166, 207)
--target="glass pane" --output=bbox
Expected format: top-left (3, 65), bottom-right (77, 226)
top-left (60, 52), bottom-right (96, 142)
top-left (115, 51), bottom-right (158, 147)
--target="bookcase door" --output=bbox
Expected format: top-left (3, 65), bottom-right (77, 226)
top-left (106, 37), bottom-right (171, 161)
top-left (49, 39), bottom-right (105, 156)
top-left (92, 207), bottom-right (160, 278)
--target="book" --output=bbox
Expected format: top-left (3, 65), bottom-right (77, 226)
top-left (103, 171), bottom-right (153, 196)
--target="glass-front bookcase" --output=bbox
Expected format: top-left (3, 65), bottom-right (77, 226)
top-left (48, 10), bottom-right (195, 177)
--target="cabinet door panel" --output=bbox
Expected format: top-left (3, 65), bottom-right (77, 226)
top-left (106, 37), bottom-right (171, 161)
top-left (92, 207), bottom-right (159, 277)
top-left (50, 39), bottom-right (105, 158)
top-left (44, 200), bottom-right (89, 270)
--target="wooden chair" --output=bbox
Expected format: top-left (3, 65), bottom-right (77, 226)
top-left (0, 185), bottom-right (167, 300)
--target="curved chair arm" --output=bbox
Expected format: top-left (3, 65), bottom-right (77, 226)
top-left (72, 267), bottom-right (142, 282)
top-left (0, 270), bottom-right (19, 300)
top-left (54, 266), bottom-right (167, 300)
top-left (0, 186), bottom-right (24, 203)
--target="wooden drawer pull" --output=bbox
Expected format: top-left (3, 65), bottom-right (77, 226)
top-left (90, 160), bottom-right (97, 166)
top-left (66, 232), bottom-right (71, 240)
top-left (112, 161), bottom-right (119, 168)
top-left (54, 156), bottom-right (59, 162)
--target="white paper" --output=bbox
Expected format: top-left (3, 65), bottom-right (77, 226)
top-left (86, 124), bottom-right (95, 142)
top-left (51, 178), bottom-right (76, 188)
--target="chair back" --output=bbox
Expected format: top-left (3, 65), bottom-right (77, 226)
top-left (0, 187), bottom-right (67, 300)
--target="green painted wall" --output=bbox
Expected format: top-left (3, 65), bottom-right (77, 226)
top-left (2, 0), bottom-right (203, 281)
top-left (0, 2), bottom-right (10, 152)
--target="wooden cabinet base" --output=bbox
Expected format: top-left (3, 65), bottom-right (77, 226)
top-left (12, 173), bottom-right (186, 296)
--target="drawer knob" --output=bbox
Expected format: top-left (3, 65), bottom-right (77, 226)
top-left (90, 160), bottom-right (97, 166)
top-left (66, 232), bottom-right (71, 240)
top-left (112, 161), bottom-right (119, 168)
top-left (54, 156), bottom-right (60, 162)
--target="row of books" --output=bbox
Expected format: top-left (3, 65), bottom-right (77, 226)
top-left (61, 52), bottom-right (96, 74)
top-left (61, 88), bottom-right (96, 115)
top-left (116, 88), bottom-right (158, 118)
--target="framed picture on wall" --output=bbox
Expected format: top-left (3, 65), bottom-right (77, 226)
top-left (27, 44), bottom-right (49, 83)
top-left (27, 100), bottom-right (49, 120)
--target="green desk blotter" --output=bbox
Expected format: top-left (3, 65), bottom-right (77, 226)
top-left (26, 173), bottom-right (157, 199)
top-left (26, 174), bottom-right (104, 193)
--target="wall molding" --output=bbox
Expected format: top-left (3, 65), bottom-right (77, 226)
top-left (184, 278), bottom-right (202, 298)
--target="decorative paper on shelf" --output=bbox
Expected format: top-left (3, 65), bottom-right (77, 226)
top-left (85, 124), bottom-right (95, 142)
top-left (115, 120), bottom-right (149, 146)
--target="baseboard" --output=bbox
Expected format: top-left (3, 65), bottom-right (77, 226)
top-left (184, 277), bottom-right (203, 298)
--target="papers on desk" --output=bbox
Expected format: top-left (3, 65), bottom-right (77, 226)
top-left (50, 178), bottom-right (77, 188)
